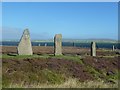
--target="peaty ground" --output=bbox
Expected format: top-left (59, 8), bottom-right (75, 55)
top-left (1, 46), bottom-right (120, 88)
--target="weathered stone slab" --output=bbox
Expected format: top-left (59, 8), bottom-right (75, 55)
top-left (45, 43), bottom-right (47, 47)
top-left (54, 34), bottom-right (62, 56)
top-left (112, 45), bottom-right (115, 51)
top-left (91, 42), bottom-right (96, 56)
top-left (17, 29), bottom-right (33, 55)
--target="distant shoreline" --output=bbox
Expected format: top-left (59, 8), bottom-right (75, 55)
top-left (1, 41), bottom-right (119, 49)
top-left (0, 39), bottom-right (118, 43)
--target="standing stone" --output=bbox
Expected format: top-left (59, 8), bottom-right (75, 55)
top-left (17, 29), bottom-right (33, 55)
top-left (45, 43), bottom-right (47, 47)
top-left (91, 42), bottom-right (96, 56)
top-left (38, 44), bottom-right (41, 46)
top-left (73, 42), bottom-right (75, 47)
top-left (112, 45), bottom-right (115, 51)
top-left (54, 34), bottom-right (62, 56)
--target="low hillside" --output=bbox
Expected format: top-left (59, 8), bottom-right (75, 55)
top-left (2, 54), bottom-right (119, 88)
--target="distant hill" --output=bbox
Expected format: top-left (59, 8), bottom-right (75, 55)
top-left (62, 39), bottom-right (117, 43)
top-left (32, 39), bottom-right (118, 43)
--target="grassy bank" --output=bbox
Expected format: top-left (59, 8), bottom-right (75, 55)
top-left (2, 54), bottom-right (119, 88)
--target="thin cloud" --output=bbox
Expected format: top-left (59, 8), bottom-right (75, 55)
top-left (2, 26), bottom-right (23, 40)
top-left (2, 26), bottom-right (52, 40)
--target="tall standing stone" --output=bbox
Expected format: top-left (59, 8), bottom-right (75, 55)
top-left (54, 34), bottom-right (62, 56)
top-left (91, 42), bottom-right (96, 56)
top-left (17, 29), bottom-right (33, 55)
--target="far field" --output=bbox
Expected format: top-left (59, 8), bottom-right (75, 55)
top-left (1, 46), bottom-right (120, 88)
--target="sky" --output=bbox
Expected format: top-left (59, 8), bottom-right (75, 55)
top-left (2, 2), bottom-right (118, 40)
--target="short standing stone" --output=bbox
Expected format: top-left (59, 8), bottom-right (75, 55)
top-left (91, 42), bottom-right (96, 56)
top-left (45, 43), bottom-right (47, 47)
top-left (112, 45), bottom-right (115, 51)
top-left (17, 29), bottom-right (33, 55)
top-left (38, 44), bottom-right (41, 46)
top-left (54, 34), bottom-right (62, 56)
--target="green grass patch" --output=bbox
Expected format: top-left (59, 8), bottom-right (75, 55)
top-left (2, 54), bottom-right (84, 65)
top-left (101, 56), bottom-right (115, 58)
top-left (51, 55), bottom-right (84, 65)
top-left (85, 65), bottom-right (102, 80)
top-left (2, 54), bottom-right (48, 59)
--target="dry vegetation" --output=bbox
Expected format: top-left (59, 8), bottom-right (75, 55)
top-left (8, 78), bottom-right (118, 88)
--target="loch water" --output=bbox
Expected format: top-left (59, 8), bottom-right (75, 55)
top-left (1, 41), bottom-right (120, 49)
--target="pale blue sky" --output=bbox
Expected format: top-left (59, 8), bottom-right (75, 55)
top-left (2, 2), bottom-right (118, 40)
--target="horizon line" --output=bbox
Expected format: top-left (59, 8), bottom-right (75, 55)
top-left (1, 38), bottom-right (118, 41)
